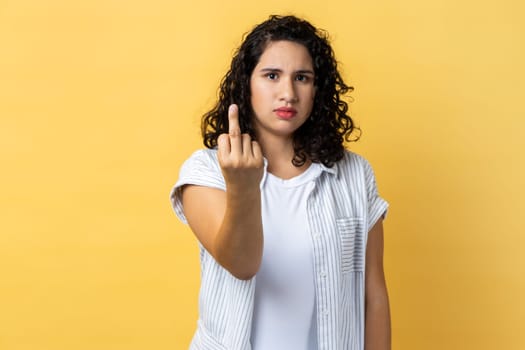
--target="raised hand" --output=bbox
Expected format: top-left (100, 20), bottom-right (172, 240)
top-left (217, 104), bottom-right (264, 191)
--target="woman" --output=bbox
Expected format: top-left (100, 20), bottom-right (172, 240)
top-left (170, 15), bottom-right (391, 350)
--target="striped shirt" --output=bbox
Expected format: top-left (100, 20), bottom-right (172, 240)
top-left (170, 149), bottom-right (389, 350)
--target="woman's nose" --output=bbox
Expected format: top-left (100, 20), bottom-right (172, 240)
top-left (279, 78), bottom-right (298, 102)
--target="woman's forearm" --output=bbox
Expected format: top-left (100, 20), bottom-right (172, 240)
top-left (214, 187), bottom-right (263, 280)
top-left (365, 294), bottom-right (391, 350)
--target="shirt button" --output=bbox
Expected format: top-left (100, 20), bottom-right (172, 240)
top-left (319, 270), bottom-right (327, 277)
top-left (313, 233), bottom-right (321, 239)
top-left (323, 309), bottom-right (329, 316)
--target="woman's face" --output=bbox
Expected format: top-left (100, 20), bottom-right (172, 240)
top-left (249, 40), bottom-right (315, 140)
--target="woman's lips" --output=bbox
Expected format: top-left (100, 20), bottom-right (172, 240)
top-left (274, 107), bottom-right (297, 119)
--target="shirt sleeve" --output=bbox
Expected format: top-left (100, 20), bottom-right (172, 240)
top-left (363, 158), bottom-right (389, 232)
top-left (169, 149), bottom-right (226, 225)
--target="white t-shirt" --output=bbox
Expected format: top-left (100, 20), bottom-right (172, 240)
top-left (250, 163), bottom-right (323, 350)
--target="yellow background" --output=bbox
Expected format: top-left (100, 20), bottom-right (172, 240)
top-left (1, 0), bottom-right (524, 349)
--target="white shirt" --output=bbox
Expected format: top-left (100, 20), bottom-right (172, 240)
top-left (170, 149), bottom-right (388, 350)
top-left (251, 163), bottom-right (322, 350)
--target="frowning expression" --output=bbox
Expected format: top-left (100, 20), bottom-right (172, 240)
top-left (250, 40), bottom-right (316, 140)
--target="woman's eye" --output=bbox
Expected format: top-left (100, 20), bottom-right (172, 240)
top-left (296, 74), bottom-right (309, 82)
top-left (266, 73), bottom-right (278, 80)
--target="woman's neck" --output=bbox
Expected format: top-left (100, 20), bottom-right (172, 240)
top-left (256, 133), bottom-right (311, 180)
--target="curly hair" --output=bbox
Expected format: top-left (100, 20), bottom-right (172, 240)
top-left (201, 15), bottom-right (360, 167)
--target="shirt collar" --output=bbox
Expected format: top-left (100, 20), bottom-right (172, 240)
top-left (319, 162), bottom-right (338, 175)
top-left (260, 158), bottom-right (338, 189)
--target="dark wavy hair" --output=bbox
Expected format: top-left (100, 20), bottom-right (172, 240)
top-left (202, 15), bottom-right (359, 167)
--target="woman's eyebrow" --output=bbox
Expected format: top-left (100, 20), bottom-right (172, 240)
top-left (259, 67), bottom-right (282, 73)
top-left (295, 69), bottom-right (315, 75)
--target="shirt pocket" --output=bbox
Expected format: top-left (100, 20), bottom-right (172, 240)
top-left (336, 217), bottom-right (365, 273)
